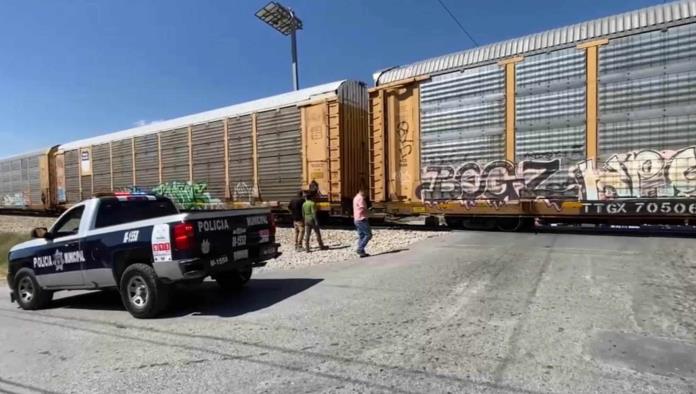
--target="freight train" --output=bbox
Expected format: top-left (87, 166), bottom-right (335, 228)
top-left (2, 1), bottom-right (696, 229)
top-left (0, 81), bottom-right (369, 217)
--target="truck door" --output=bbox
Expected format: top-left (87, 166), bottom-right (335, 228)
top-left (37, 205), bottom-right (87, 288)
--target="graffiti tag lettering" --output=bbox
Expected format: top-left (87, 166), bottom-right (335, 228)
top-left (151, 181), bottom-right (223, 210)
top-left (1, 192), bottom-right (28, 207)
top-left (417, 146), bottom-right (696, 211)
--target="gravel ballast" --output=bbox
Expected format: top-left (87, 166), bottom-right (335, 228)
top-left (0, 215), bottom-right (446, 271)
top-left (263, 226), bottom-right (447, 271)
top-left (0, 215), bottom-right (55, 234)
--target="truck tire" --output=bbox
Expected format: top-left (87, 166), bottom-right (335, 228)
top-left (14, 269), bottom-right (53, 310)
top-left (119, 263), bottom-right (170, 319)
top-left (215, 267), bottom-right (252, 292)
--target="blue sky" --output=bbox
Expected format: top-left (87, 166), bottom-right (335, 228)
top-left (0, 0), bottom-right (664, 157)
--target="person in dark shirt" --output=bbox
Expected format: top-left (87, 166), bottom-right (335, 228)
top-left (288, 191), bottom-right (305, 251)
top-left (308, 180), bottom-right (319, 199)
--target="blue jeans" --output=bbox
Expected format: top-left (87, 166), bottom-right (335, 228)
top-left (355, 219), bottom-right (372, 254)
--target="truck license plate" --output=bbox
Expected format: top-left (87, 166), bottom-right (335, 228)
top-left (210, 255), bottom-right (229, 267)
top-left (262, 246), bottom-right (276, 256)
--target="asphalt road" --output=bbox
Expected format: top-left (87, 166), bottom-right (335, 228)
top-left (1, 230), bottom-right (695, 393)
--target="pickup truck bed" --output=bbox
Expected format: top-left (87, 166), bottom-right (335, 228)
top-left (6, 194), bottom-right (280, 318)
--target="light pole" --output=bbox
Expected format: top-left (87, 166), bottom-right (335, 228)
top-left (255, 2), bottom-right (303, 91)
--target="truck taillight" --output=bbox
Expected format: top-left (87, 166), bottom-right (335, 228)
top-left (173, 222), bottom-right (194, 251)
top-left (268, 214), bottom-right (276, 236)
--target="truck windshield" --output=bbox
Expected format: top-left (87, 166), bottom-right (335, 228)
top-left (95, 198), bottom-right (179, 228)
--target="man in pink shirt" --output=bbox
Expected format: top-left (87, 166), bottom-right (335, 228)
top-left (353, 188), bottom-right (372, 258)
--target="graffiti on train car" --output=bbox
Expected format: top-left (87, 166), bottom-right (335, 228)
top-left (151, 181), bottom-right (223, 210)
top-left (232, 182), bottom-right (256, 202)
top-left (0, 192), bottom-right (28, 207)
top-left (417, 146), bottom-right (696, 210)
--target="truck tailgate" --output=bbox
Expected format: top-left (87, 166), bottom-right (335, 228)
top-left (179, 209), bottom-right (278, 271)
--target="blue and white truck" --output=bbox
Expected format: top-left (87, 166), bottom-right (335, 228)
top-left (6, 193), bottom-right (280, 318)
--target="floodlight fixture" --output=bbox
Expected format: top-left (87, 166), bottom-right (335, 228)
top-left (256, 2), bottom-right (303, 90)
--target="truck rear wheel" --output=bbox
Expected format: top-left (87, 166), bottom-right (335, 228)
top-left (119, 263), bottom-right (170, 319)
top-left (14, 270), bottom-right (53, 310)
top-left (215, 267), bottom-right (252, 292)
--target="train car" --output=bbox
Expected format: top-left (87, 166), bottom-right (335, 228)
top-left (0, 148), bottom-right (56, 211)
top-left (54, 80), bottom-right (368, 215)
top-left (369, 0), bottom-right (696, 229)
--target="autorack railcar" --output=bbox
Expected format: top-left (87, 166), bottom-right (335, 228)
top-left (368, 0), bottom-right (696, 229)
top-left (0, 81), bottom-right (369, 216)
top-left (3, 1), bottom-right (696, 230)
top-left (0, 149), bottom-right (56, 211)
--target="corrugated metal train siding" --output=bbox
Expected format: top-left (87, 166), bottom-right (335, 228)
top-left (228, 115), bottom-right (254, 202)
top-left (191, 120), bottom-right (226, 199)
top-left (337, 80), bottom-right (370, 203)
top-left (134, 134), bottom-right (159, 189)
top-left (0, 153), bottom-right (43, 207)
top-left (516, 47), bottom-right (586, 197)
top-left (81, 175), bottom-right (92, 200)
top-left (64, 150), bottom-right (80, 203)
top-left (160, 128), bottom-right (190, 184)
top-left (377, 0), bottom-right (696, 85)
top-left (10, 160), bottom-right (21, 201)
top-left (599, 22), bottom-right (696, 156)
top-left (0, 161), bottom-right (9, 196)
top-left (92, 143), bottom-right (111, 194)
top-left (256, 107), bottom-right (302, 202)
top-left (110, 139), bottom-right (133, 189)
top-left (420, 64), bottom-right (505, 166)
top-left (28, 156), bottom-right (42, 205)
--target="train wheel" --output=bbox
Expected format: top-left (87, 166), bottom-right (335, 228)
top-left (495, 217), bottom-right (531, 232)
top-left (445, 216), bottom-right (463, 229)
top-left (424, 216), bottom-right (440, 227)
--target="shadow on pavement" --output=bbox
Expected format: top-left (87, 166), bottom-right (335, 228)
top-left (368, 248), bottom-right (409, 257)
top-left (52, 278), bottom-right (323, 318)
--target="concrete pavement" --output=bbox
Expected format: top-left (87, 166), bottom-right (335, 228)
top-left (0, 230), bottom-right (695, 393)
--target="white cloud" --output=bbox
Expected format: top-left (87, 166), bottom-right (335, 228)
top-left (133, 119), bottom-right (164, 127)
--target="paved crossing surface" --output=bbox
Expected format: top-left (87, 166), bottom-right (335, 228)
top-left (1, 230), bottom-right (695, 393)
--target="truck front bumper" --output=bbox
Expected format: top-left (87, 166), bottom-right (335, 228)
top-left (6, 274), bottom-right (16, 303)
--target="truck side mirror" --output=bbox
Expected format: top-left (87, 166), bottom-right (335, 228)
top-left (31, 227), bottom-right (49, 239)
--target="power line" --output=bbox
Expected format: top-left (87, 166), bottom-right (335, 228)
top-left (436, 0), bottom-right (480, 47)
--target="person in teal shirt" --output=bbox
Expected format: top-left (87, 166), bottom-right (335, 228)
top-left (302, 196), bottom-right (327, 252)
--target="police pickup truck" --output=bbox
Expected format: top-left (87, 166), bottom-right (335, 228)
top-left (6, 193), bottom-right (280, 318)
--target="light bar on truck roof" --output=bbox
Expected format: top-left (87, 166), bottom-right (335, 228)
top-left (113, 191), bottom-right (149, 196)
top-left (95, 192), bottom-right (156, 201)
top-left (115, 194), bottom-right (157, 201)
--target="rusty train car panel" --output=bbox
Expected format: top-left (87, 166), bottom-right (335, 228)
top-left (368, 82), bottom-right (421, 207)
top-left (302, 80), bottom-right (370, 214)
top-left (337, 80), bottom-right (370, 208)
top-left (370, 1), bottom-right (696, 222)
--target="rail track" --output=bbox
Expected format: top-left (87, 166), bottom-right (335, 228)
top-left (3, 210), bottom-right (696, 237)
